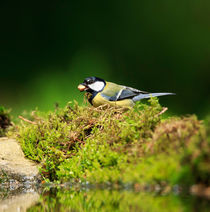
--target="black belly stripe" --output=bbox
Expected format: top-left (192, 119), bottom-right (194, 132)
top-left (88, 91), bottom-right (98, 105)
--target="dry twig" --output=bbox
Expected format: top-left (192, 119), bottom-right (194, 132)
top-left (18, 116), bottom-right (37, 125)
top-left (156, 107), bottom-right (168, 117)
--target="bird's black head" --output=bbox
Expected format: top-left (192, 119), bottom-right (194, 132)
top-left (78, 76), bottom-right (106, 93)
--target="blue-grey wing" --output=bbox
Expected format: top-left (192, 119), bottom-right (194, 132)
top-left (101, 82), bottom-right (175, 102)
top-left (115, 86), bottom-right (148, 101)
top-left (102, 86), bottom-right (148, 101)
top-left (101, 81), bottom-right (148, 101)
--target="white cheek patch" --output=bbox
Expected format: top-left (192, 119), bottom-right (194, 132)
top-left (89, 81), bottom-right (105, 92)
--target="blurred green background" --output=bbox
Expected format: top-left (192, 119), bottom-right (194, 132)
top-left (0, 1), bottom-right (210, 117)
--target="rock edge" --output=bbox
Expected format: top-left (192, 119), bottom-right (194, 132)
top-left (0, 137), bottom-right (41, 184)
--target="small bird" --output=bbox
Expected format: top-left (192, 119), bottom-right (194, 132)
top-left (78, 77), bottom-right (174, 108)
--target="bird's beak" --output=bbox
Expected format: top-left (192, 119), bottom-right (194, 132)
top-left (78, 84), bottom-right (87, 92)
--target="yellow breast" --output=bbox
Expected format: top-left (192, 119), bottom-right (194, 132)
top-left (92, 93), bottom-right (134, 108)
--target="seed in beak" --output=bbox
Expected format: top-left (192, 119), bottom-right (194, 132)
top-left (78, 84), bottom-right (86, 91)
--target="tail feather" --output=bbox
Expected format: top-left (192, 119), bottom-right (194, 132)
top-left (132, 93), bottom-right (175, 102)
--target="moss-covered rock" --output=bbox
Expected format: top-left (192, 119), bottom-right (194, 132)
top-left (12, 99), bottom-right (210, 187)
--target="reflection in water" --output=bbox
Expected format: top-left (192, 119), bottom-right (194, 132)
top-left (27, 187), bottom-right (210, 212)
top-left (0, 189), bottom-right (39, 212)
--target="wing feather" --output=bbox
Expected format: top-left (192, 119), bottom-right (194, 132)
top-left (102, 82), bottom-right (149, 101)
top-left (116, 86), bottom-right (148, 101)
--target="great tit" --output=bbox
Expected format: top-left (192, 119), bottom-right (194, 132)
top-left (78, 76), bottom-right (174, 108)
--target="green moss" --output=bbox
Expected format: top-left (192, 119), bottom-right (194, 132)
top-left (13, 98), bottom-right (210, 186)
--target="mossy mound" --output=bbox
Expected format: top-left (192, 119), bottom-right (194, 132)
top-left (13, 99), bottom-right (210, 186)
top-left (0, 106), bottom-right (11, 137)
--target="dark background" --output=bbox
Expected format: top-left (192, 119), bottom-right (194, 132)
top-left (1, 1), bottom-right (210, 117)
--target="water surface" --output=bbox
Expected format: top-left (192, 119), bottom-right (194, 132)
top-left (27, 186), bottom-right (210, 212)
top-left (1, 184), bottom-right (210, 212)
